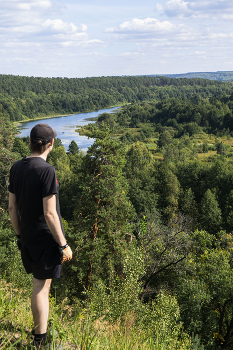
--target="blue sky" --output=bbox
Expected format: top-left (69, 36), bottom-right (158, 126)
top-left (0, 0), bottom-right (233, 78)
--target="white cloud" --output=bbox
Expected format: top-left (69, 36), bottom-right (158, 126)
top-left (195, 51), bottom-right (206, 54)
top-left (41, 19), bottom-right (87, 34)
top-left (61, 39), bottom-right (104, 47)
top-left (156, 0), bottom-right (233, 18)
top-left (0, 0), bottom-right (53, 12)
top-left (210, 32), bottom-right (233, 39)
top-left (222, 14), bottom-right (233, 20)
top-left (119, 52), bottom-right (145, 56)
top-left (105, 18), bottom-right (179, 34)
top-left (156, 0), bottom-right (191, 18)
top-left (0, 1), bottom-right (102, 48)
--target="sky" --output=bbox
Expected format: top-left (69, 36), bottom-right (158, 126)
top-left (0, 0), bottom-right (233, 78)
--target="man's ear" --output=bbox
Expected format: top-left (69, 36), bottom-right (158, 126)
top-left (51, 138), bottom-right (54, 146)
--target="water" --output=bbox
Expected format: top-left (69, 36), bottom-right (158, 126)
top-left (16, 107), bottom-right (120, 152)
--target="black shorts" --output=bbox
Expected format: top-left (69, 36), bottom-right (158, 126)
top-left (21, 244), bottom-right (61, 280)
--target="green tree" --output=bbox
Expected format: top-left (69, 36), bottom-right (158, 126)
top-left (199, 189), bottom-right (222, 233)
top-left (155, 163), bottom-right (180, 221)
top-left (157, 130), bottom-right (173, 149)
top-left (12, 138), bottom-right (30, 158)
top-left (179, 187), bottom-right (198, 229)
top-left (67, 140), bottom-right (79, 155)
top-left (216, 141), bottom-right (226, 156)
top-left (48, 146), bottom-right (71, 183)
top-left (73, 125), bottom-right (136, 290)
top-left (124, 142), bottom-right (157, 215)
top-left (0, 118), bottom-right (17, 212)
top-left (202, 142), bottom-right (209, 153)
top-left (178, 230), bottom-right (233, 350)
top-left (138, 214), bottom-right (191, 297)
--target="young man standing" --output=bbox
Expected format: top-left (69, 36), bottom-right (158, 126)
top-left (8, 123), bottom-right (72, 349)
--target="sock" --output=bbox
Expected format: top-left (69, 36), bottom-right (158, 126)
top-left (34, 332), bottom-right (47, 341)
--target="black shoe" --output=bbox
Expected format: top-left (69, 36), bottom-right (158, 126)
top-left (32, 336), bottom-right (50, 349)
top-left (31, 329), bottom-right (63, 350)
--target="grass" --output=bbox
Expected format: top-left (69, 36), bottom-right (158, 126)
top-left (0, 278), bottom-right (193, 350)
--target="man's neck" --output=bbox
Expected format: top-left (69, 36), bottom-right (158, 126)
top-left (27, 152), bottom-right (48, 161)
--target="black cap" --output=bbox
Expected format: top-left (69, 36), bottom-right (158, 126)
top-left (30, 123), bottom-right (57, 144)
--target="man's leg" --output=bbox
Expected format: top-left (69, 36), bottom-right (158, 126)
top-left (31, 277), bottom-right (52, 334)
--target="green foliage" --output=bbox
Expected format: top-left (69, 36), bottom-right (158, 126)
top-left (216, 141), bottom-right (226, 156)
top-left (12, 137), bottom-right (30, 158)
top-left (48, 145), bottom-right (72, 183)
top-left (67, 140), bottom-right (79, 155)
top-left (155, 163), bottom-right (180, 220)
top-left (177, 230), bottom-right (233, 349)
top-left (73, 125), bottom-right (136, 289)
top-left (124, 142), bottom-right (157, 214)
top-left (157, 130), bottom-right (173, 149)
top-left (137, 214), bottom-right (191, 294)
top-left (0, 118), bottom-right (17, 211)
top-left (1, 241), bottom-right (33, 294)
top-left (4, 75), bottom-right (233, 350)
top-left (199, 189), bottom-right (222, 233)
top-left (0, 74), bottom-right (233, 122)
top-left (86, 246), bottom-right (191, 349)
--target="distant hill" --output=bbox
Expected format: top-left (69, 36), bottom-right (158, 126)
top-left (149, 71), bottom-right (233, 82)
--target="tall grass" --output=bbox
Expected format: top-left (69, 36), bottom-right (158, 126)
top-left (0, 243), bottom-right (193, 349)
top-left (0, 276), bottom-right (192, 349)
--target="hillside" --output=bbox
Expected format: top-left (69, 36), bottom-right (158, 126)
top-left (0, 74), bottom-right (233, 122)
top-left (150, 71), bottom-right (233, 81)
top-left (2, 75), bottom-right (233, 349)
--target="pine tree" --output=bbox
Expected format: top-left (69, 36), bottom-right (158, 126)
top-left (199, 189), bottom-right (222, 233)
top-left (74, 125), bottom-right (136, 289)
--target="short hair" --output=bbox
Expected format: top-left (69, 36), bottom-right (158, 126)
top-left (30, 139), bottom-right (52, 154)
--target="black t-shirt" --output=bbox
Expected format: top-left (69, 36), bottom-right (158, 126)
top-left (8, 157), bottom-right (64, 248)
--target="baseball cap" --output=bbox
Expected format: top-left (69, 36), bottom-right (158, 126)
top-left (30, 123), bottom-right (57, 144)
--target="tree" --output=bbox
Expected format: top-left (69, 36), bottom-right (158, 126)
top-left (179, 187), bottom-right (198, 229)
top-left (67, 140), bottom-right (79, 155)
top-left (12, 138), bottom-right (30, 158)
top-left (199, 189), bottom-right (222, 233)
top-left (157, 130), bottom-right (173, 149)
top-left (73, 125), bottom-right (136, 290)
top-left (216, 142), bottom-right (226, 156)
top-left (0, 118), bottom-right (17, 212)
top-left (155, 163), bottom-right (180, 221)
top-left (138, 214), bottom-right (191, 298)
top-left (124, 142), bottom-right (157, 215)
top-left (178, 230), bottom-right (233, 350)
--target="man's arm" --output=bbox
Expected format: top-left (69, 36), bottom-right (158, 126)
top-left (43, 194), bottom-right (67, 247)
top-left (8, 192), bottom-right (20, 236)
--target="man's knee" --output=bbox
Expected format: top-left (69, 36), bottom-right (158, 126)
top-left (33, 278), bottom-right (52, 294)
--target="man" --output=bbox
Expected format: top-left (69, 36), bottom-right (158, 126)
top-left (8, 123), bottom-right (72, 349)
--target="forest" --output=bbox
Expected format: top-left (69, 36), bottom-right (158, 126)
top-left (1, 74), bottom-right (233, 349)
top-left (1, 73), bottom-right (233, 122)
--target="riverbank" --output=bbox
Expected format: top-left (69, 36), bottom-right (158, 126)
top-left (16, 106), bottom-right (121, 151)
top-left (14, 103), bottom-right (124, 126)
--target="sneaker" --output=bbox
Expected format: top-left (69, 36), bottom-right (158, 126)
top-left (32, 336), bottom-right (63, 350)
top-left (32, 338), bottom-right (50, 349)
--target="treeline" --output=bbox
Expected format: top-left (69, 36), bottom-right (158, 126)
top-left (0, 74), bottom-right (233, 121)
top-left (97, 93), bottom-right (233, 137)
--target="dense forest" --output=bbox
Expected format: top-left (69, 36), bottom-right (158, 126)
top-left (1, 74), bottom-right (233, 349)
top-left (1, 74), bottom-right (233, 122)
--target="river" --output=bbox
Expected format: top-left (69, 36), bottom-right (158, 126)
top-left (16, 107), bottom-right (120, 152)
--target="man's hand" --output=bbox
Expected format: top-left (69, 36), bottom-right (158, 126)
top-left (58, 244), bottom-right (72, 264)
